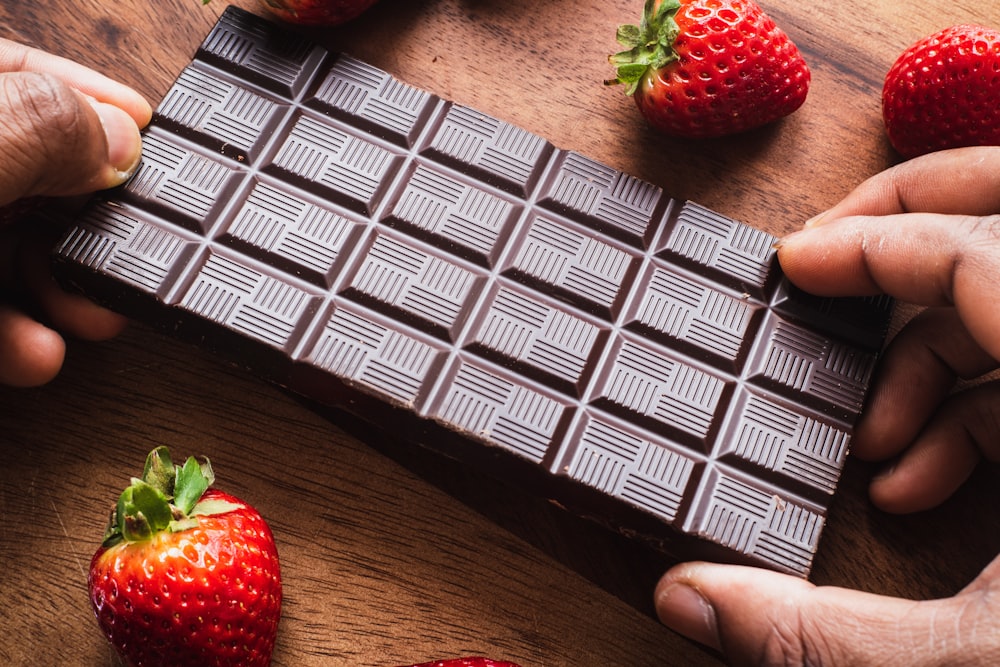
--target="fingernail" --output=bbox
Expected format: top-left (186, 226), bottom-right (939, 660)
top-left (772, 229), bottom-right (802, 251)
top-left (804, 210), bottom-right (830, 228)
top-left (88, 98), bottom-right (143, 182)
top-left (655, 583), bottom-right (721, 651)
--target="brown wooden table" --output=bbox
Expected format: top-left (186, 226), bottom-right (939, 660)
top-left (2, 1), bottom-right (1000, 665)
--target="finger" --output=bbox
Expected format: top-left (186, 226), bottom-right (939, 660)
top-left (852, 308), bottom-right (998, 462)
top-left (776, 213), bottom-right (1000, 360)
top-left (0, 38), bottom-right (151, 127)
top-left (0, 304), bottom-right (65, 386)
top-left (870, 380), bottom-right (1000, 513)
top-left (30, 283), bottom-right (128, 342)
top-left (11, 227), bottom-right (128, 340)
top-left (805, 146), bottom-right (1000, 225)
top-left (0, 71), bottom-right (144, 204)
top-left (655, 561), bottom-right (1000, 667)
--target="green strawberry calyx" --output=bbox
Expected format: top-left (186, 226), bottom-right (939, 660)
top-left (101, 446), bottom-right (242, 548)
top-left (606, 0), bottom-right (682, 95)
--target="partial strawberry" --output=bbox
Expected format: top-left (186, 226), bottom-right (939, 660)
top-left (201, 0), bottom-right (380, 26)
top-left (88, 447), bottom-right (282, 667)
top-left (399, 659), bottom-right (521, 667)
top-left (882, 24), bottom-right (1000, 159)
top-left (607, 0), bottom-right (810, 138)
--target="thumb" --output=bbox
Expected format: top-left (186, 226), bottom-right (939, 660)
top-left (0, 71), bottom-right (143, 206)
top-left (655, 559), bottom-right (1000, 666)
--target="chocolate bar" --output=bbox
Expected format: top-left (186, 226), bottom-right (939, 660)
top-left (52, 6), bottom-right (892, 576)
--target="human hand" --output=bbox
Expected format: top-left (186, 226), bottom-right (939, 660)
top-left (0, 39), bottom-right (151, 386)
top-left (654, 146), bottom-right (1000, 666)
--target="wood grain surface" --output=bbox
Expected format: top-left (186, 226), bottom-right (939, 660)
top-left (2, 1), bottom-right (1000, 665)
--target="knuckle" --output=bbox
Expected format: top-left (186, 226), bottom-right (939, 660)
top-left (751, 606), bottom-right (845, 667)
top-left (4, 71), bottom-right (88, 147)
top-left (0, 72), bottom-right (90, 192)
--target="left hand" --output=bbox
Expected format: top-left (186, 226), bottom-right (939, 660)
top-left (0, 38), bottom-right (151, 386)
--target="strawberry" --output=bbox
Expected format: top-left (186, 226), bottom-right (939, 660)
top-left (882, 24), bottom-right (1000, 159)
top-left (88, 447), bottom-right (282, 667)
top-left (399, 659), bottom-right (521, 667)
top-left (607, 0), bottom-right (810, 138)
top-left (253, 0), bottom-right (380, 25)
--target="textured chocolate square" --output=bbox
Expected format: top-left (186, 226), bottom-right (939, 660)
top-left (53, 6), bottom-right (893, 576)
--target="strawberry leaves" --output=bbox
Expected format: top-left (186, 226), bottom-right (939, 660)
top-left (110, 480), bottom-right (172, 544)
top-left (607, 0), bottom-right (682, 95)
top-left (141, 446), bottom-right (176, 492)
top-left (101, 447), bottom-right (240, 547)
top-left (174, 454), bottom-right (213, 513)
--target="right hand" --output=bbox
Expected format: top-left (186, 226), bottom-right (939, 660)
top-left (779, 146), bottom-right (1000, 511)
top-left (654, 146), bottom-right (1000, 666)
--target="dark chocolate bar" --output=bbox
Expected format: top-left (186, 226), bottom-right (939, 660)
top-left (52, 6), bottom-right (893, 576)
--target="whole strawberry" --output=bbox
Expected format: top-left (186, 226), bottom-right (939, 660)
top-left (607, 0), bottom-right (810, 138)
top-left (882, 24), bottom-right (1000, 159)
top-left (88, 447), bottom-right (282, 667)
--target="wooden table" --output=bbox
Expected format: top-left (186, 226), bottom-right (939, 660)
top-left (2, 1), bottom-right (999, 665)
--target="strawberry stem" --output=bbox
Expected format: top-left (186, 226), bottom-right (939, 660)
top-left (100, 447), bottom-right (233, 548)
top-left (606, 0), bottom-right (682, 95)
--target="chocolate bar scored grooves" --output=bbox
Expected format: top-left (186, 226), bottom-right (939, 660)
top-left (54, 6), bottom-right (893, 576)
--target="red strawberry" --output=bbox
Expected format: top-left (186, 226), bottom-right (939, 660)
top-left (882, 24), bottom-right (1000, 159)
top-left (607, 0), bottom-right (810, 138)
top-left (88, 447), bottom-right (282, 667)
top-left (255, 0), bottom-right (380, 25)
top-left (399, 659), bottom-right (521, 667)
